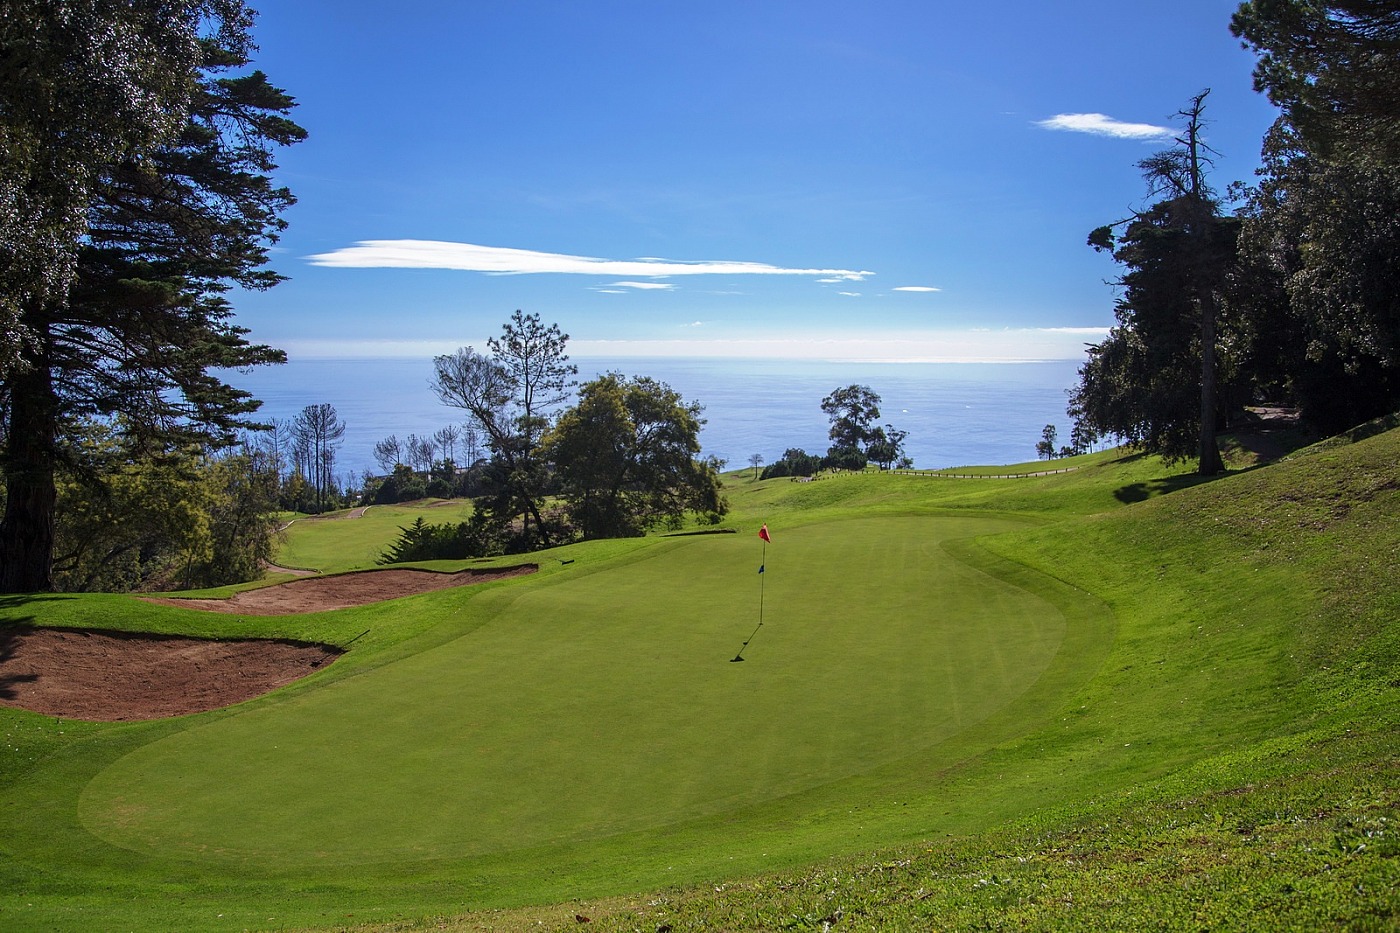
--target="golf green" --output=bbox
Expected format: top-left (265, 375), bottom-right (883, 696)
top-left (78, 515), bottom-right (1078, 867)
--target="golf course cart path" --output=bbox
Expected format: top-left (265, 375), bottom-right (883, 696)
top-left (142, 563), bottom-right (538, 615)
top-left (0, 627), bottom-right (341, 721)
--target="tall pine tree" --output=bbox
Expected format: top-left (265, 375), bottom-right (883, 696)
top-left (0, 4), bottom-right (304, 592)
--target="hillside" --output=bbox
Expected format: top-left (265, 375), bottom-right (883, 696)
top-left (0, 425), bottom-right (1394, 932)
top-left (404, 425), bottom-right (1400, 931)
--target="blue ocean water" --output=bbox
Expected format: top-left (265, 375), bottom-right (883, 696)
top-left (223, 356), bottom-right (1084, 477)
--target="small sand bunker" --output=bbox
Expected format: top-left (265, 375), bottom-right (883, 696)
top-left (0, 627), bottom-right (341, 721)
top-left (144, 564), bottom-right (538, 615)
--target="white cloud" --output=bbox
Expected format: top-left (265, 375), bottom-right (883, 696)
top-left (838, 291), bottom-right (861, 297)
top-left (307, 240), bottom-right (873, 280)
top-left (608, 281), bottom-right (676, 290)
top-left (1035, 113), bottom-right (1173, 140)
top-left (893, 285), bottom-right (941, 293)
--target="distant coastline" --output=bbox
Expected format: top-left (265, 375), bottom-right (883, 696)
top-left (223, 356), bottom-right (1085, 477)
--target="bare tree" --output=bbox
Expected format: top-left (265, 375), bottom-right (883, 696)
top-left (291, 403), bottom-right (345, 513)
top-left (433, 424), bottom-right (461, 465)
top-left (373, 434), bottom-right (403, 473)
top-left (463, 424), bottom-right (482, 467)
top-left (405, 433), bottom-right (436, 473)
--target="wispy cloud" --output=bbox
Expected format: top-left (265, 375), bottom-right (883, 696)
top-left (1035, 113), bottom-right (1172, 140)
top-left (894, 285), bottom-right (941, 293)
top-left (307, 240), bottom-right (873, 281)
top-left (607, 281), bottom-right (676, 290)
top-left (838, 291), bottom-right (861, 297)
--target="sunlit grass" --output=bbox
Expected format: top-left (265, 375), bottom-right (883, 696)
top-left (0, 427), bottom-right (1394, 931)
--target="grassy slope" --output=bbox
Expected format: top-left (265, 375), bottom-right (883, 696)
top-left (0, 431), bottom-right (1394, 931)
top-left (274, 500), bottom-right (477, 574)
top-left (364, 430), bottom-right (1398, 931)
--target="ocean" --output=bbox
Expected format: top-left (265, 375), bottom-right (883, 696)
top-left (222, 356), bottom-right (1085, 477)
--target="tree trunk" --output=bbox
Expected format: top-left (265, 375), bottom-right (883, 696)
top-left (1198, 292), bottom-right (1225, 475)
top-left (0, 351), bottom-right (58, 592)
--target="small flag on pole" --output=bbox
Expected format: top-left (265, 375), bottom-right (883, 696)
top-left (759, 524), bottom-right (771, 542)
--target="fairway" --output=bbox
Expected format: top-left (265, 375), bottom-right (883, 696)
top-left (78, 515), bottom-right (1077, 866)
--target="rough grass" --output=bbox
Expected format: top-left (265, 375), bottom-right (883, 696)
top-left (273, 499), bottom-right (477, 574)
top-left (0, 427), bottom-right (1395, 932)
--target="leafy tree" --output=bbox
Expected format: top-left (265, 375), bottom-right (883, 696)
top-left (431, 312), bottom-right (576, 550)
top-left (866, 424), bottom-right (909, 470)
top-left (1036, 423), bottom-right (1058, 460)
top-left (0, 5), bottom-right (303, 591)
top-left (1068, 418), bottom-right (1098, 455)
top-left (372, 464), bottom-right (427, 505)
top-left (50, 425), bottom-right (278, 592)
top-left (378, 512), bottom-right (502, 564)
top-left (1077, 91), bottom-right (1240, 474)
top-left (1226, 4), bottom-right (1400, 433)
top-left (544, 374), bottom-right (726, 540)
top-left (490, 309), bottom-right (577, 455)
top-left (821, 384), bottom-right (882, 453)
top-left (760, 448), bottom-right (822, 479)
top-left (1235, 124), bottom-right (1400, 432)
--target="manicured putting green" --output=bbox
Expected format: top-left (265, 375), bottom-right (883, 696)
top-left (80, 515), bottom-right (1073, 866)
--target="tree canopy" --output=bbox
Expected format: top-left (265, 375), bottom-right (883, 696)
top-left (0, 3), bottom-right (303, 592)
top-left (1233, 0), bottom-right (1400, 163)
top-left (545, 374), bottom-right (725, 539)
top-left (1228, 2), bottom-right (1400, 433)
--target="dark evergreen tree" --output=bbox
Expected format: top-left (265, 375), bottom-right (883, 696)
top-left (1076, 92), bottom-right (1240, 473)
top-left (1233, 0), bottom-right (1400, 164)
top-left (1229, 3), bottom-right (1400, 432)
top-left (1, 5), bottom-right (304, 591)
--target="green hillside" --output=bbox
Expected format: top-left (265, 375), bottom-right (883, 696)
top-left (0, 424), bottom-right (1394, 932)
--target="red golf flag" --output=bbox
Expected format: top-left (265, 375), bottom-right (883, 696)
top-left (758, 524), bottom-right (771, 542)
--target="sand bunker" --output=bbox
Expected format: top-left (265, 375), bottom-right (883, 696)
top-left (0, 627), bottom-right (341, 721)
top-left (144, 564), bottom-right (537, 615)
top-left (1, 564), bottom-right (538, 721)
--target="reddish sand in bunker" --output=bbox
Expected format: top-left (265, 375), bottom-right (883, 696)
top-left (0, 564), bottom-right (536, 721)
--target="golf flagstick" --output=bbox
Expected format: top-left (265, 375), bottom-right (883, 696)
top-left (731, 524), bottom-right (771, 661)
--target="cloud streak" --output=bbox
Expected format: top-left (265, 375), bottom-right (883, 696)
top-left (894, 285), bottom-right (941, 292)
top-left (1035, 113), bottom-right (1173, 140)
top-left (307, 240), bottom-right (873, 281)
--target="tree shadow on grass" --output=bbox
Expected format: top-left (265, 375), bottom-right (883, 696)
top-left (1114, 471), bottom-right (1217, 504)
top-left (0, 622), bottom-right (39, 701)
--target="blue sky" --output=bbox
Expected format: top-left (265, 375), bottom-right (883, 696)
top-left (234, 0), bottom-right (1281, 362)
